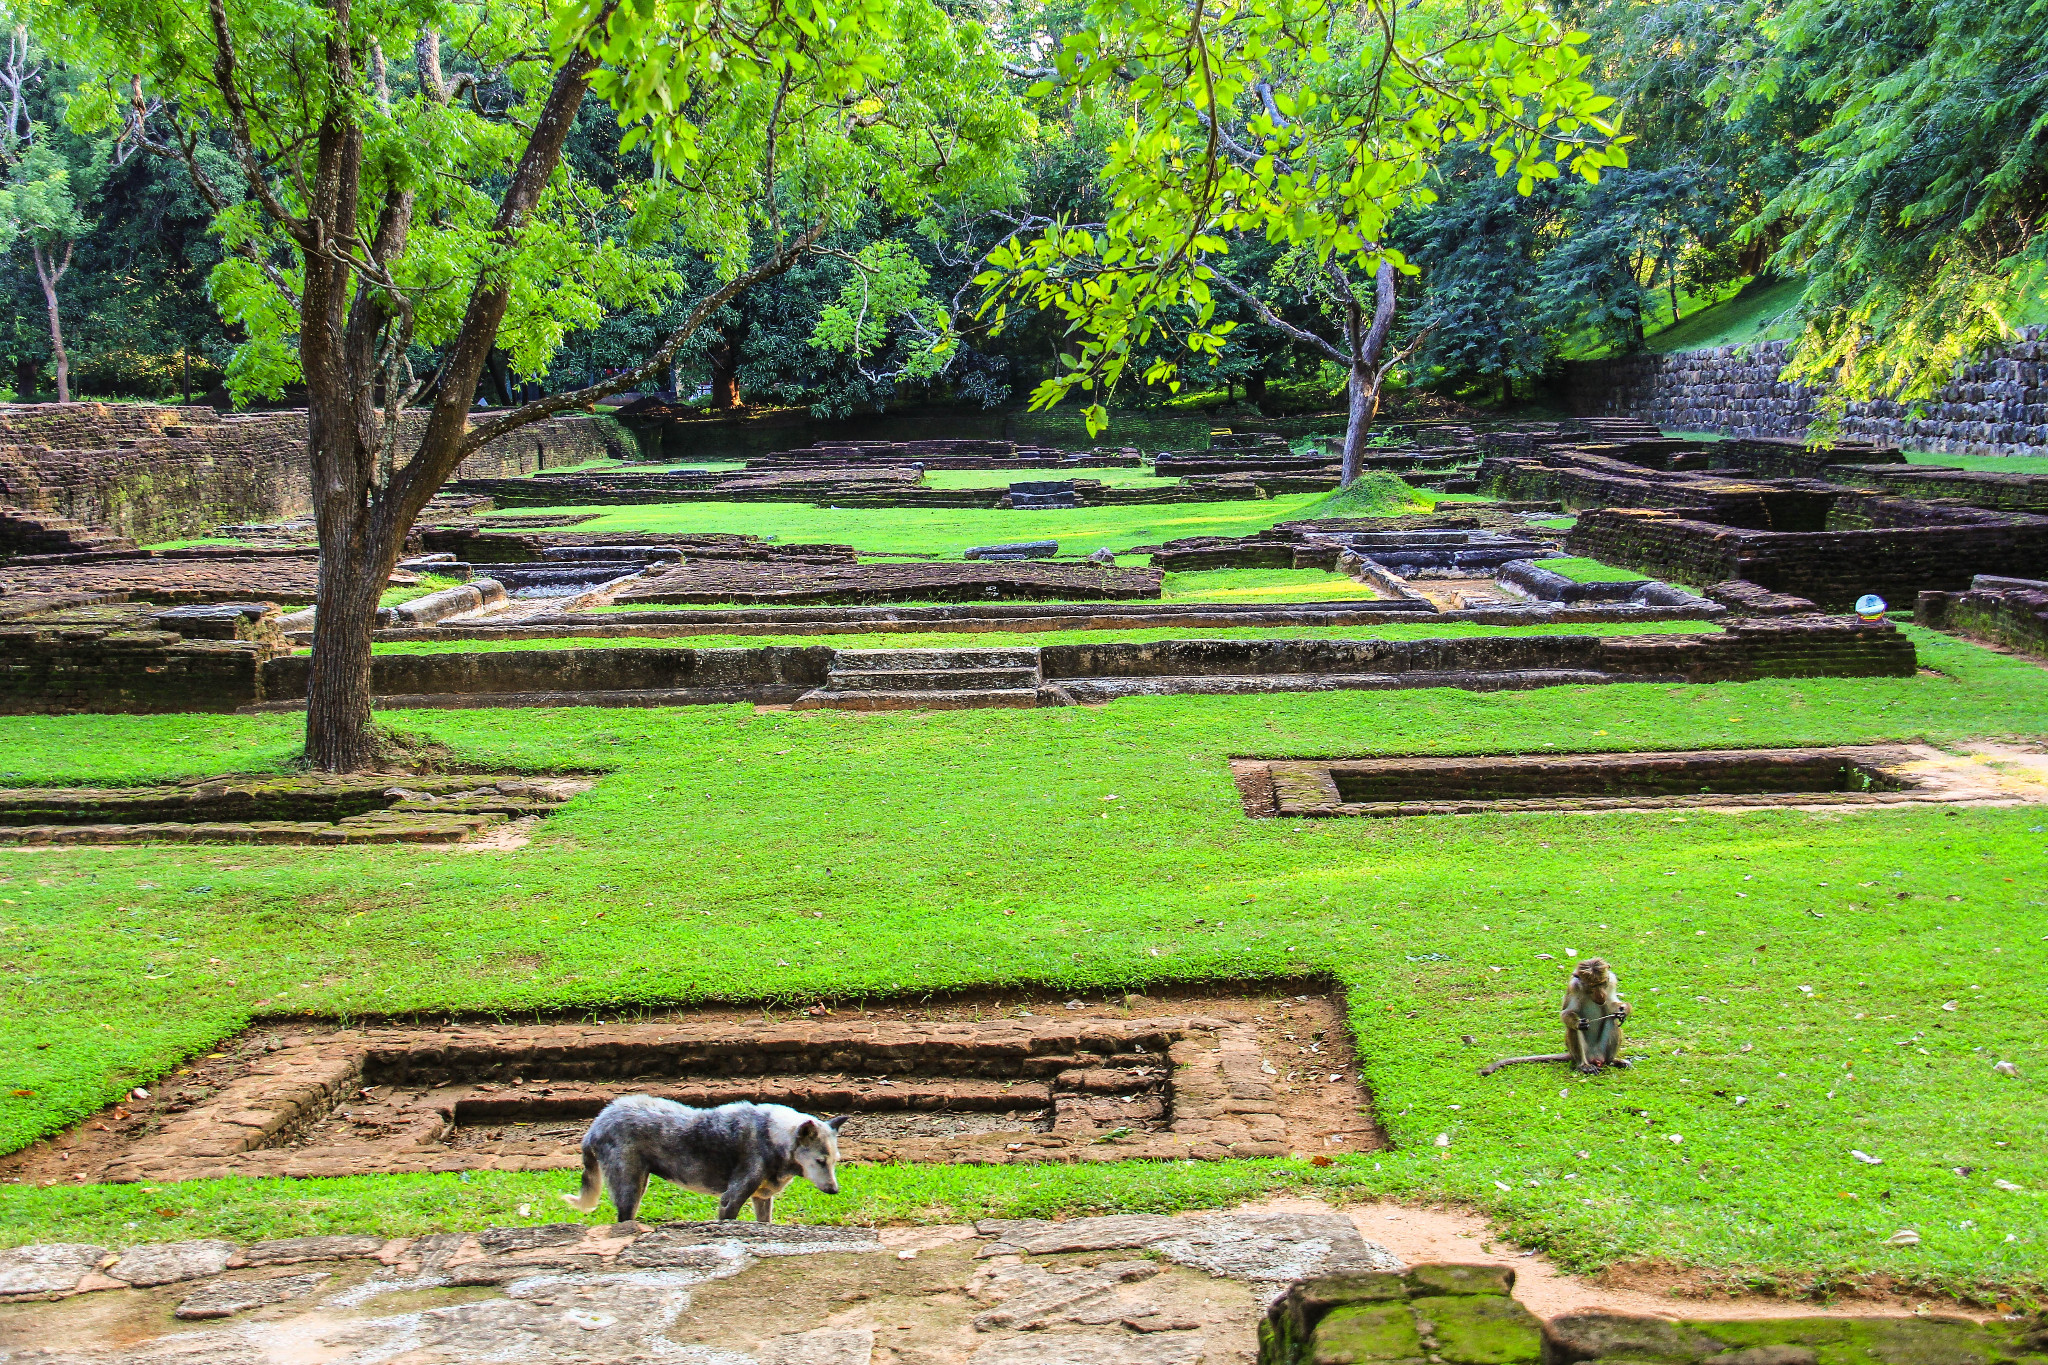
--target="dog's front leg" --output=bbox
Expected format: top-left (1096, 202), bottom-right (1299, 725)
top-left (716, 1163), bottom-right (765, 1221)
top-left (751, 1194), bottom-right (774, 1224)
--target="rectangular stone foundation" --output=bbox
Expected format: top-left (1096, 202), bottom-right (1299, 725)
top-left (52, 994), bottom-right (1382, 1185)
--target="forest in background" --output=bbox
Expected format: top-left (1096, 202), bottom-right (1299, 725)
top-left (1, 0), bottom-right (2042, 419)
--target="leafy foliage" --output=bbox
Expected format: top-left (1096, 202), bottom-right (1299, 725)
top-left (975, 0), bottom-right (1627, 434)
top-left (1732, 0), bottom-right (2048, 412)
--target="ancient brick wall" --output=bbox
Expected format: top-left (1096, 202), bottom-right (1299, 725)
top-left (1568, 506), bottom-right (2048, 609)
top-left (260, 644), bottom-right (837, 703)
top-left (1567, 328), bottom-right (2048, 456)
top-left (1041, 620), bottom-right (1913, 684)
top-left (1916, 579), bottom-right (2048, 658)
top-left (0, 403), bottom-right (626, 545)
top-left (0, 603), bottom-right (289, 714)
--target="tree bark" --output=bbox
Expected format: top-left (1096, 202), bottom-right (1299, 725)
top-left (1337, 262), bottom-right (1398, 487)
top-left (31, 241), bottom-right (71, 404)
top-left (709, 323), bottom-right (744, 409)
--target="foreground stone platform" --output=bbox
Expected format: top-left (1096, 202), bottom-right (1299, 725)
top-left (0, 1211), bottom-right (1388, 1362)
top-left (3, 1216), bottom-right (2034, 1364)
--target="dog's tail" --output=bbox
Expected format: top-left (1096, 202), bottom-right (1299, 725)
top-left (561, 1146), bottom-right (603, 1213)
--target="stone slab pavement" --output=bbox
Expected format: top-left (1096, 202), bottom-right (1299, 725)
top-left (0, 1209), bottom-right (1395, 1363)
top-left (0, 1198), bottom-right (1996, 1363)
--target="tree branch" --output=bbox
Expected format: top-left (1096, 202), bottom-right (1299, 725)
top-left (453, 219), bottom-right (831, 457)
top-left (1211, 270), bottom-right (1351, 365)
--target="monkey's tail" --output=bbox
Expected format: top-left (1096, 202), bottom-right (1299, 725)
top-left (1478, 1053), bottom-right (1572, 1078)
top-left (561, 1147), bottom-right (604, 1213)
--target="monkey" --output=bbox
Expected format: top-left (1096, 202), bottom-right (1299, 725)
top-left (1479, 957), bottom-right (1630, 1077)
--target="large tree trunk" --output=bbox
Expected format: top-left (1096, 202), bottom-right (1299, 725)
top-left (304, 490), bottom-right (399, 772)
top-left (31, 242), bottom-right (71, 404)
top-left (1338, 262), bottom-right (1398, 487)
top-left (709, 323), bottom-right (744, 409)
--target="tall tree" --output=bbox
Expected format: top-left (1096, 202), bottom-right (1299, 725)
top-left (1729, 0), bottom-right (2048, 415)
top-left (46, 0), bottom-right (1022, 770)
top-left (0, 134), bottom-right (101, 401)
top-left (976, 0), bottom-right (1627, 483)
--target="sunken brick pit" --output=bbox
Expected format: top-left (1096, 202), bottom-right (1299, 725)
top-left (1232, 743), bottom-right (2048, 817)
top-left (5, 990), bottom-right (1380, 1186)
top-left (0, 773), bottom-right (591, 846)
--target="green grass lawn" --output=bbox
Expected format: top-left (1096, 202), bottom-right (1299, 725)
top-left (922, 466), bottom-right (1183, 490)
top-left (1903, 451), bottom-right (2048, 476)
top-left (1645, 277), bottom-right (1808, 355)
top-left (1538, 557), bottom-right (1648, 585)
top-left (502, 493), bottom-right (1332, 556)
top-left (2, 625), bottom-right (2046, 1298)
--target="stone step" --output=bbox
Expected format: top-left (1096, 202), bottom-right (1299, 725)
top-left (822, 666), bottom-right (1041, 693)
top-left (831, 647), bottom-right (1040, 671)
top-left (792, 687), bottom-right (1044, 711)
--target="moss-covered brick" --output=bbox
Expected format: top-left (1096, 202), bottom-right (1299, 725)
top-left (1545, 1311), bottom-right (1736, 1363)
top-left (1410, 1293), bottom-right (1543, 1363)
top-left (1686, 1314), bottom-right (2048, 1365)
top-left (1309, 1301), bottom-right (1424, 1363)
top-left (1403, 1264), bottom-right (1514, 1298)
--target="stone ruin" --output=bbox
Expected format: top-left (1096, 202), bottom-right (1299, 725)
top-left (1917, 573), bottom-right (2048, 659)
top-left (1476, 432), bottom-right (2048, 611)
top-left (0, 401), bottom-right (625, 548)
top-left (1232, 743), bottom-right (2048, 819)
top-left (4, 991), bottom-right (1372, 1186)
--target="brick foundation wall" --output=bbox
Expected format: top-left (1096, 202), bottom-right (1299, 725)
top-left (1916, 579), bottom-right (2048, 658)
top-left (1565, 329), bottom-right (2048, 456)
top-left (1040, 620), bottom-right (1913, 684)
top-left (260, 645), bottom-right (838, 702)
top-left (0, 603), bottom-right (290, 714)
top-left (1567, 506), bottom-right (2048, 609)
top-left (0, 403), bottom-right (627, 545)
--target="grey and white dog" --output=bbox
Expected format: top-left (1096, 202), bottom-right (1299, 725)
top-left (562, 1095), bottom-right (850, 1223)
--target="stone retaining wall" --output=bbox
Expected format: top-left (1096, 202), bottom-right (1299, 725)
top-left (0, 403), bottom-right (627, 545)
top-left (1567, 328), bottom-right (2048, 456)
top-left (1042, 619), bottom-right (1914, 687)
top-left (259, 644), bottom-right (839, 708)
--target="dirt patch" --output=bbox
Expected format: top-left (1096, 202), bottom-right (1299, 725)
top-left (1, 987), bottom-right (1380, 1188)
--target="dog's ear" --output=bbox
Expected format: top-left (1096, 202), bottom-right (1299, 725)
top-left (827, 1114), bottom-right (850, 1132)
top-left (795, 1119), bottom-right (821, 1144)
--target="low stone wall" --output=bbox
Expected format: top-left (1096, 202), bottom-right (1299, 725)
top-left (259, 645), bottom-right (837, 707)
top-left (1, 605), bottom-right (1913, 715)
top-left (1567, 329), bottom-right (2048, 456)
top-left (1916, 575), bottom-right (2048, 659)
top-left (1567, 506), bottom-right (2048, 609)
top-left (0, 403), bottom-right (626, 545)
top-left (1043, 619), bottom-right (1913, 687)
top-left (0, 603), bottom-right (290, 714)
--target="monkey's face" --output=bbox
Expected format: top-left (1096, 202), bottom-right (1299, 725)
top-left (1573, 959), bottom-right (1611, 991)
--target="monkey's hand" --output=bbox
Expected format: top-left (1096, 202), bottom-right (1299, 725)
top-left (1613, 1002), bottom-right (1630, 1020)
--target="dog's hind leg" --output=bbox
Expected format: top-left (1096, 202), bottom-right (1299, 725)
top-left (604, 1151), bottom-right (652, 1224)
top-left (751, 1193), bottom-right (774, 1224)
top-left (560, 1145), bottom-right (605, 1214)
